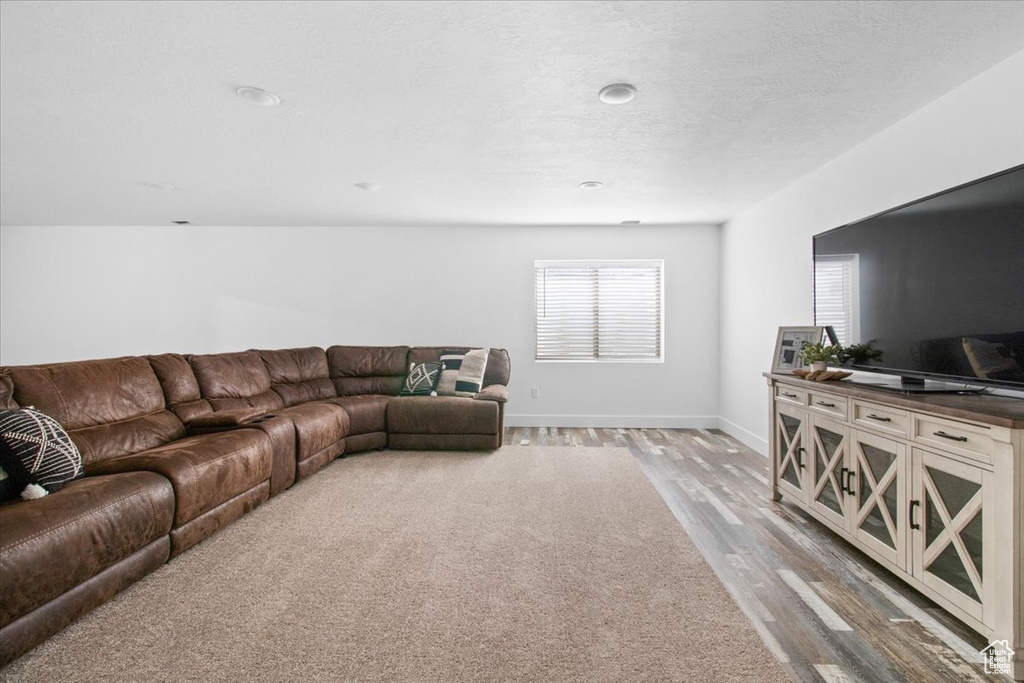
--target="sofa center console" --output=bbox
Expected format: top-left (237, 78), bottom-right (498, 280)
top-left (766, 372), bottom-right (1024, 680)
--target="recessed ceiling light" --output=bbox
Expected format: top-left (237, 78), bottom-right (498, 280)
top-left (579, 181), bottom-right (603, 189)
top-left (621, 220), bottom-right (641, 225)
top-left (598, 83), bottom-right (637, 104)
top-left (143, 182), bottom-right (177, 191)
top-left (235, 86), bottom-right (281, 106)
top-left (171, 220), bottom-right (191, 225)
top-left (354, 183), bottom-right (381, 191)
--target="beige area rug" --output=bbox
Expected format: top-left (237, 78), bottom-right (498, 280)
top-left (1, 447), bottom-right (790, 683)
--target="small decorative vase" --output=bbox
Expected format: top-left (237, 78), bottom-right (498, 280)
top-left (810, 361), bottom-right (828, 372)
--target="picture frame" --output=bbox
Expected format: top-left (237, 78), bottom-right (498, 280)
top-left (823, 324), bottom-right (839, 346)
top-left (771, 326), bottom-right (825, 374)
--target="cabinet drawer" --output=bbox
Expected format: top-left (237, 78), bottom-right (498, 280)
top-left (807, 390), bottom-right (847, 419)
top-left (775, 385), bottom-right (807, 406)
top-left (912, 414), bottom-right (995, 465)
top-left (852, 400), bottom-right (909, 438)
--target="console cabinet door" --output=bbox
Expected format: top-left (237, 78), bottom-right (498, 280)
top-left (850, 430), bottom-right (907, 571)
top-left (774, 403), bottom-right (809, 504)
top-left (910, 448), bottom-right (986, 622)
top-left (808, 415), bottom-right (849, 531)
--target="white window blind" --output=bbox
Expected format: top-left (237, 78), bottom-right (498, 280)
top-left (814, 254), bottom-right (860, 345)
top-left (535, 260), bottom-right (663, 361)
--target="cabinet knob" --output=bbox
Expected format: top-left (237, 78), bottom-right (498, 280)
top-left (866, 414), bottom-right (892, 422)
top-left (816, 400), bottom-right (836, 408)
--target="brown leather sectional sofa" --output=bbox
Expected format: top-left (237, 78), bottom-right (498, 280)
top-left (0, 344), bottom-right (510, 666)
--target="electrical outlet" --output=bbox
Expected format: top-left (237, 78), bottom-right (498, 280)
top-left (531, 387), bottom-right (540, 398)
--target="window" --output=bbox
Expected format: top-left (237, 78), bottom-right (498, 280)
top-left (534, 260), bottom-right (663, 362)
top-left (814, 254), bottom-right (860, 345)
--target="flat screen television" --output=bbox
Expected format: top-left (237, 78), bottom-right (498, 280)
top-left (813, 164), bottom-right (1024, 392)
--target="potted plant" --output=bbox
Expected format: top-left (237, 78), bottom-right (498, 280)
top-left (838, 341), bottom-right (884, 366)
top-left (800, 342), bottom-right (843, 372)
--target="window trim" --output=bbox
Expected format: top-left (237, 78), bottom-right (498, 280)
top-left (534, 259), bottom-right (665, 364)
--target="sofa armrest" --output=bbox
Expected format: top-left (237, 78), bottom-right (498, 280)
top-left (184, 407), bottom-right (266, 435)
top-left (474, 384), bottom-right (509, 403)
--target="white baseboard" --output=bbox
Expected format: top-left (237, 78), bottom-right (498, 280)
top-left (505, 414), bottom-right (720, 429)
top-left (718, 418), bottom-right (768, 457)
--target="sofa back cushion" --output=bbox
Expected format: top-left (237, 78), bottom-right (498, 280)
top-left (188, 351), bottom-right (286, 413)
top-left (1, 357), bottom-right (185, 465)
top-left (327, 346), bottom-right (410, 397)
top-left (0, 373), bottom-right (17, 410)
top-left (147, 353), bottom-right (213, 422)
top-left (257, 347), bottom-right (336, 407)
top-left (408, 347), bottom-right (511, 387)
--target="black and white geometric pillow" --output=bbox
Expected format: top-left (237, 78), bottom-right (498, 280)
top-left (0, 464), bottom-right (14, 503)
top-left (0, 408), bottom-right (83, 501)
top-left (400, 362), bottom-right (443, 396)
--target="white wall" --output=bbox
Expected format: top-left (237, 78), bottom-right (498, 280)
top-left (719, 51), bottom-right (1024, 454)
top-left (0, 224), bottom-right (721, 428)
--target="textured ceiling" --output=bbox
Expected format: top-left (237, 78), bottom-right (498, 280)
top-left (1, 1), bottom-right (1021, 227)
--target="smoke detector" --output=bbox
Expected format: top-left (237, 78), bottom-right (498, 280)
top-left (598, 83), bottom-right (637, 104)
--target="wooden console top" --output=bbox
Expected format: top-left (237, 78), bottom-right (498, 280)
top-left (765, 372), bottom-right (1024, 429)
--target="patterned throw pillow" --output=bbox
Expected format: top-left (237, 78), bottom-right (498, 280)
top-left (0, 465), bottom-right (13, 503)
top-left (0, 408), bottom-right (83, 501)
top-left (454, 348), bottom-right (489, 397)
top-left (437, 348), bottom-right (489, 397)
top-left (436, 350), bottom-right (464, 396)
top-left (400, 362), bottom-right (443, 396)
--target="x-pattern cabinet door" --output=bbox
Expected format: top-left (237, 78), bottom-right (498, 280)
top-left (807, 415), bottom-right (849, 530)
top-left (850, 430), bottom-right (907, 571)
top-left (911, 448), bottom-right (986, 623)
top-left (774, 403), bottom-right (809, 503)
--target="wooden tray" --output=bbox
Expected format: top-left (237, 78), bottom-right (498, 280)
top-left (792, 369), bottom-right (853, 382)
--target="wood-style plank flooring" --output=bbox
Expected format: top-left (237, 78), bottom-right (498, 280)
top-left (502, 427), bottom-right (1004, 683)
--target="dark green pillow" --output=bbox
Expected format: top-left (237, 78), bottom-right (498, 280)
top-left (400, 362), bottom-right (443, 396)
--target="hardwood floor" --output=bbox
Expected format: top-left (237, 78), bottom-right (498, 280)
top-left (502, 427), bottom-right (1004, 683)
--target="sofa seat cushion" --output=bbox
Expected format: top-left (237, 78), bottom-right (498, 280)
top-left (183, 407), bottom-right (266, 434)
top-left (386, 396), bottom-right (499, 435)
top-left (319, 395), bottom-right (391, 436)
top-left (86, 430), bottom-right (272, 526)
top-left (274, 403), bottom-right (349, 462)
top-left (0, 471), bottom-right (174, 628)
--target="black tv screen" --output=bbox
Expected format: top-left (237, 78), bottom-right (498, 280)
top-left (813, 164), bottom-right (1024, 390)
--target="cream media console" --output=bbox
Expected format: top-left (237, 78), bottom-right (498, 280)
top-left (766, 373), bottom-right (1024, 680)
